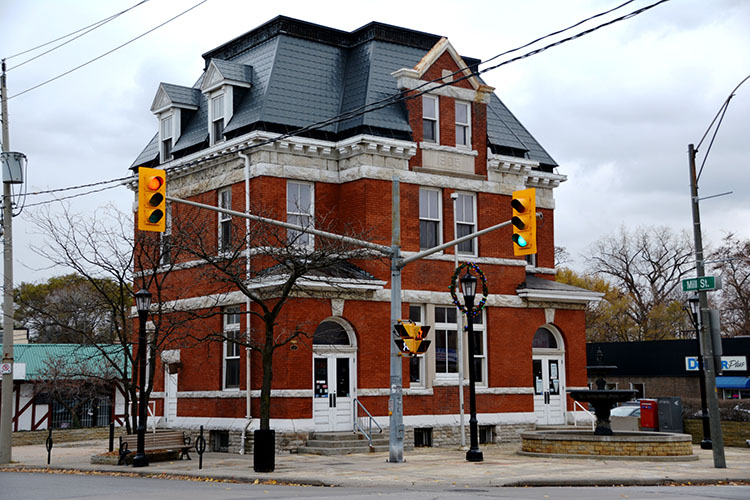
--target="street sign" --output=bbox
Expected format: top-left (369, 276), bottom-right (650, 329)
top-left (682, 276), bottom-right (721, 292)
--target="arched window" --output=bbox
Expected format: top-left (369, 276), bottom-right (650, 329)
top-left (532, 327), bottom-right (558, 349)
top-left (313, 321), bottom-right (350, 346)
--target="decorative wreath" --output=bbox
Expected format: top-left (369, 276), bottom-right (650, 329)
top-left (449, 262), bottom-right (489, 318)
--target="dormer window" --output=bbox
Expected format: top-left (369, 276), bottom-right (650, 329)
top-left (160, 115), bottom-right (173, 162)
top-left (422, 95), bottom-right (438, 143)
top-left (211, 94), bottom-right (225, 145)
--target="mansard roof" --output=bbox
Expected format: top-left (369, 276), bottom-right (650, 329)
top-left (132, 16), bottom-right (557, 169)
top-left (151, 83), bottom-right (201, 113)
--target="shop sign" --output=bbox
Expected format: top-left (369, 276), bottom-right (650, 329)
top-left (685, 356), bottom-right (747, 371)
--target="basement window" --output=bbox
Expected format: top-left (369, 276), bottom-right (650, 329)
top-left (212, 430), bottom-right (230, 452)
top-left (479, 425), bottom-right (495, 444)
top-left (414, 427), bottom-right (432, 447)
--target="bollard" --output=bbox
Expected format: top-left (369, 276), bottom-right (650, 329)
top-left (109, 422), bottom-right (115, 452)
top-left (45, 428), bottom-right (53, 465)
top-left (195, 425), bottom-right (206, 470)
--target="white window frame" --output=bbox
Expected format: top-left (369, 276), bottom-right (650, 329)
top-left (467, 309), bottom-right (487, 387)
top-left (159, 203), bottom-right (172, 266)
top-left (434, 305), bottom-right (459, 380)
top-left (160, 114), bottom-right (173, 162)
top-left (211, 93), bottom-right (225, 145)
top-left (419, 187), bottom-right (442, 250)
top-left (455, 192), bottom-right (477, 256)
top-left (223, 306), bottom-right (241, 390)
top-left (287, 181), bottom-right (314, 248)
top-left (218, 188), bottom-right (232, 252)
top-left (408, 304), bottom-right (426, 387)
top-left (455, 101), bottom-right (471, 148)
top-left (422, 95), bottom-right (439, 144)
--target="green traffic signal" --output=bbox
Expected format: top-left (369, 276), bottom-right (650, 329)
top-left (512, 234), bottom-right (528, 248)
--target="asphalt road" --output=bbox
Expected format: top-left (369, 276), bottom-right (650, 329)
top-left (1, 471), bottom-right (749, 500)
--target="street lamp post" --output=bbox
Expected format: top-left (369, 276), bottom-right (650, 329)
top-left (133, 289), bottom-right (152, 468)
top-left (688, 294), bottom-right (712, 449)
top-left (460, 270), bottom-right (483, 462)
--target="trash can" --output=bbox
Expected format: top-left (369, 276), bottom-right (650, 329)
top-left (640, 399), bottom-right (658, 431)
top-left (657, 396), bottom-right (683, 433)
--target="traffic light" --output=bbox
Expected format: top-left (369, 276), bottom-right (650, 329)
top-left (138, 167), bottom-right (167, 232)
top-left (394, 320), bottom-right (431, 357)
top-left (511, 187), bottom-right (536, 256)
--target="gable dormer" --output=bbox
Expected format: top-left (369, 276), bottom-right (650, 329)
top-left (151, 83), bottom-right (201, 162)
top-left (200, 59), bottom-right (253, 146)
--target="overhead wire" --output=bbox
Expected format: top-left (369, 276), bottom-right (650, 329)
top-left (8, 0), bottom-right (209, 99)
top-left (22, 0), bottom-right (669, 207)
top-left (5, 1), bottom-right (150, 71)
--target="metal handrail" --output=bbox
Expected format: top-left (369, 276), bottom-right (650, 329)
top-left (573, 400), bottom-right (595, 431)
top-left (353, 398), bottom-right (382, 448)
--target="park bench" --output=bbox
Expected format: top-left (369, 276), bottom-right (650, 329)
top-left (118, 430), bottom-right (191, 465)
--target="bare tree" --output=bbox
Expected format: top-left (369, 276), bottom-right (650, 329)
top-left (711, 233), bottom-right (750, 337)
top-left (26, 203), bottom-right (194, 432)
top-left (585, 225), bottom-right (695, 341)
top-left (173, 199), bottom-right (378, 431)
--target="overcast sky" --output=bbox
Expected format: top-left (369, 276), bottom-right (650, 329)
top-left (1, 0), bottom-right (748, 285)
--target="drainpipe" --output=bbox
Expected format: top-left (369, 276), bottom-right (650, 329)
top-left (238, 148), bottom-right (252, 454)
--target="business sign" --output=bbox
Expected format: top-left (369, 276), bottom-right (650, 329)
top-left (685, 356), bottom-right (747, 372)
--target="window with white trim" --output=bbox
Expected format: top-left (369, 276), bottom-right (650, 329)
top-left (467, 309), bottom-right (487, 385)
top-left (160, 115), bottom-right (173, 162)
top-left (422, 95), bottom-right (438, 143)
top-left (408, 305), bottom-right (426, 387)
top-left (160, 204), bottom-right (172, 266)
top-left (419, 188), bottom-right (441, 250)
top-left (287, 181), bottom-right (313, 247)
top-left (211, 94), bottom-right (225, 145)
top-left (456, 193), bottom-right (476, 255)
top-left (434, 306), bottom-right (458, 378)
top-left (218, 188), bottom-right (232, 252)
top-left (455, 101), bottom-right (470, 148)
top-left (223, 306), bottom-right (241, 390)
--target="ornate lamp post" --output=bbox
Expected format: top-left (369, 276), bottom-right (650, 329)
top-left (132, 289), bottom-right (152, 467)
top-left (460, 269), bottom-right (483, 462)
top-left (688, 293), bottom-right (712, 449)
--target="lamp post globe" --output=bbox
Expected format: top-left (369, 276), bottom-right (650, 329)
top-left (132, 289), bottom-right (151, 467)
top-left (460, 269), bottom-right (483, 462)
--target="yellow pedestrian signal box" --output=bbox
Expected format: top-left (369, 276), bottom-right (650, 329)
top-left (138, 167), bottom-right (167, 232)
top-left (511, 187), bottom-right (536, 256)
top-left (394, 320), bottom-right (431, 357)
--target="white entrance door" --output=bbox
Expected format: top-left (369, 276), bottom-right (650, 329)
top-left (164, 368), bottom-right (178, 426)
top-left (313, 355), bottom-right (353, 431)
top-left (533, 356), bottom-right (564, 425)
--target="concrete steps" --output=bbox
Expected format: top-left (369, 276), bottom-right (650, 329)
top-left (298, 431), bottom-right (406, 456)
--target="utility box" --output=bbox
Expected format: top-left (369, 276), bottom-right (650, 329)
top-left (657, 396), bottom-right (683, 433)
top-left (640, 399), bottom-right (658, 431)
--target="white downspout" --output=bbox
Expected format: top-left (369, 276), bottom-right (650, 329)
top-left (238, 149), bottom-right (252, 454)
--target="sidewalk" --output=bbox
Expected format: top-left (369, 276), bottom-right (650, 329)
top-left (3, 439), bottom-right (750, 488)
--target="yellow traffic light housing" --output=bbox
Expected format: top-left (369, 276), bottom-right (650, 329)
top-left (394, 320), bottom-right (431, 357)
top-left (138, 167), bottom-right (167, 232)
top-left (511, 188), bottom-right (536, 256)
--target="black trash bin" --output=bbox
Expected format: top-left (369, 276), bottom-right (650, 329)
top-left (253, 429), bottom-right (275, 472)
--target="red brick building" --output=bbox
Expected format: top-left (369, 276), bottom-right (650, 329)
top-left (130, 17), bottom-right (600, 451)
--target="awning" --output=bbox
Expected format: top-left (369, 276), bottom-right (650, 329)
top-left (715, 376), bottom-right (750, 389)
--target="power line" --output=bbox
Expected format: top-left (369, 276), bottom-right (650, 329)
top-left (24, 0), bottom-right (668, 208)
top-left (6, 1), bottom-right (150, 71)
top-left (9, 0), bottom-right (208, 100)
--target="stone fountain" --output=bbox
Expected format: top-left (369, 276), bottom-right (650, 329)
top-left (567, 348), bottom-right (637, 435)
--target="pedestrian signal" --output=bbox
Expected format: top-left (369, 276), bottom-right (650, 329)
top-left (394, 320), bottom-right (431, 357)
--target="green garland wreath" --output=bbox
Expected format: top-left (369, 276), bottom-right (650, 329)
top-left (448, 262), bottom-right (488, 318)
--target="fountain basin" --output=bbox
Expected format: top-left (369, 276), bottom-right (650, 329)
top-left (520, 430), bottom-right (696, 460)
top-left (568, 389), bottom-right (637, 435)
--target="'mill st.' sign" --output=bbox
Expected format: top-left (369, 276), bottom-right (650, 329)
top-left (682, 276), bottom-right (721, 292)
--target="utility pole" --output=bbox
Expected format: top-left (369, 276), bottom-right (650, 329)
top-left (688, 143), bottom-right (725, 468)
top-left (0, 59), bottom-right (15, 464)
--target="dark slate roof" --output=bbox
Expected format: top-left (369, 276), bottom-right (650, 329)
top-left (259, 260), bottom-right (380, 282)
top-left (130, 133), bottom-right (158, 169)
top-left (211, 59), bottom-right (253, 85)
top-left (132, 16), bottom-right (556, 168)
top-left (517, 274), bottom-right (594, 295)
top-left (161, 83), bottom-right (201, 108)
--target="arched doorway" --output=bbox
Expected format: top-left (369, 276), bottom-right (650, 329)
top-left (532, 326), bottom-right (566, 425)
top-left (312, 318), bottom-right (357, 431)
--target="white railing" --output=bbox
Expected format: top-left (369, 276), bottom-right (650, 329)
top-left (573, 400), bottom-right (595, 431)
top-left (353, 398), bottom-right (382, 449)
